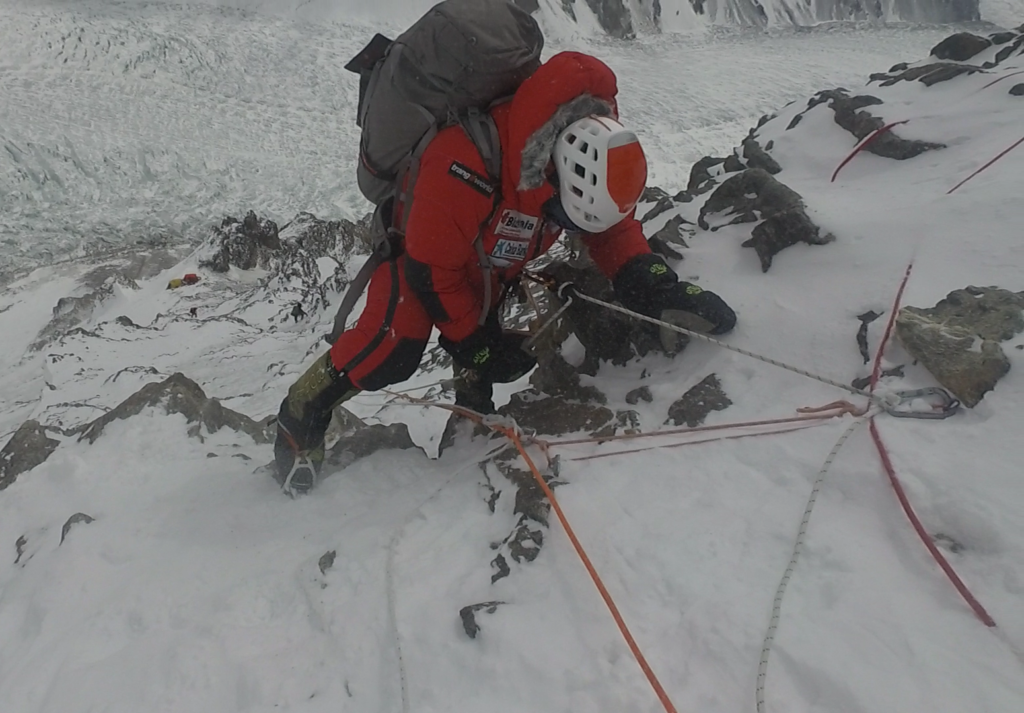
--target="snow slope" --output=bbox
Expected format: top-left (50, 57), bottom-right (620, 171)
top-left (1, 6), bottom-right (1024, 713)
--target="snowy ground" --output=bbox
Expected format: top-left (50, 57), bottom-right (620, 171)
top-left (2, 3), bottom-right (1024, 713)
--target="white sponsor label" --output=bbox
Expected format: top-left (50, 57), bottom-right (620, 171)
top-left (495, 209), bottom-right (539, 239)
top-left (491, 238), bottom-right (531, 264)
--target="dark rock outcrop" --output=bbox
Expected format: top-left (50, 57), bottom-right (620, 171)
top-left (742, 210), bottom-right (836, 272)
top-left (698, 168), bottom-right (804, 230)
top-left (460, 601), bottom-right (504, 638)
top-left (1010, 84), bottom-right (1024, 96)
top-left (827, 91), bottom-right (946, 159)
top-left (200, 211), bottom-right (282, 273)
top-left (930, 33), bottom-right (990, 61)
top-left (77, 373), bottom-right (270, 444)
top-left (541, 261), bottom-right (663, 371)
top-left (741, 135), bottom-right (782, 175)
top-left (499, 390), bottom-right (614, 436)
top-left (665, 374), bottom-right (732, 427)
top-left (0, 420), bottom-right (61, 491)
top-left (60, 513), bottom-right (95, 545)
top-left (894, 287), bottom-right (1024, 407)
top-left (874, 62), bottom-right (983, 87)
top-left (324, 409), bottom-right (422, 470)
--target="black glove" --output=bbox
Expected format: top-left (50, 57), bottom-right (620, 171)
top-left (440, 325), bottom-right (537, 384)
top-left (614, 254), bottom-right (737, 336)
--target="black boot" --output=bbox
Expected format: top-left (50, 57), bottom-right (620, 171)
top-left (273, 352), bottom-right (358, 496)
top-left (439, 367), bottom-right (496, 456)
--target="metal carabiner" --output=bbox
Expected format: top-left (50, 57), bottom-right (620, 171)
top-left (882, 387), bottom-right (961, 420)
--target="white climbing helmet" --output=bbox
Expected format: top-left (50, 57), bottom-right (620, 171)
top-left (553, 115), bottom-right (648, 232)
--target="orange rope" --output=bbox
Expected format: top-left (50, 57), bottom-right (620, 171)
top-left (380, 388), bottom-right (678, 712)
top-left (538, 402), bottom-right (860, 449)
top-left (495, 425), bottom-right (679, 713)
top-left (567, 421), bottom-right (827, 462)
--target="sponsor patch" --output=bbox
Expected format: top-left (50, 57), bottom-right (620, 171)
top-left (491, 238), bottom-right (531, 264)
top-left (448, 161), bottom-right (496, 197)
top-left (494, 209), bottom-right (539, 239)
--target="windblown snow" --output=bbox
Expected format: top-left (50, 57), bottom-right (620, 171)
top-left (1, 3), bottom-right (1023, 713)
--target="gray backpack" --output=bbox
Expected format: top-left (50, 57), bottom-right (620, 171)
top-left (328, 0), bottom-right (544, 342)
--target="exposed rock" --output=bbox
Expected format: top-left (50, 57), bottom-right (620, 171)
top-left (283, 211), bottom-right (372, 257)
top-left (894, 286), bottom-right (1024, 406)
top-left (512, 0), bottom-right (540, 12)
top-left (688, 156), bottom-right (727, 194)
top-left (200, 211), bottom-right (281, 272)
top-left (15, 535), bottom-right (27, 564)
top-left (990, 32), bottom-right (1017, 45)
top-left (741, 136), bottom-right (782, 174)
top-left (318, 550), bottom-right (336, 575)
top-left (742, 210), bottom-right (836, 272)
top-left (31, 271), bottom-right (139, 352)
top-left (1010, 84), bottom-right (1024, 96)
top-left (666, 374), bottom-right (732, 427)
top-left (985, 36), bottom-right (1024, 68)
top-left (0, 420), bottom-right (61, 492)
top-left (529, 351), bottom-right (606, 405)
top-left (626, 386), bottom-right (653, 405)
top-left (460, 601), bottom-right (504, 639)
top-left (852, 365), bottom-right (904, 391)
top-left (542, 261), bottom-right (663, 370)
top-left (582, 0), bottom-right (634, 39)
top-left (77, 373), bottom-right (270, 444)
top-left (649, 235), bottom-right (685, 261)
top-left (60, 513), bottom-right (95, 544)
top-left (857, 309), bottom-right (884, 364)
top-left (325, 409), bottom-right (423, 469)
top-left (930, 32), bottom-right (990, 61)
top-left (650, 214), bottom-right (691, 248)
top-left (499, 390), bottom-right (614, 436)
top-left (915, 286), bottom-right (1024, 341)
top-left (698, 168), bottom-right (804, 230)
top-left (490, 553), bottom-right (511, 583)
top-left (875, 63), bottom-right (982, 87)
top-left (827, 91), bottom-right (946, 158)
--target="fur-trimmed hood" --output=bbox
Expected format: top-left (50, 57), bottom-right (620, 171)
top-left (502, 52), bottom-right (619, 193)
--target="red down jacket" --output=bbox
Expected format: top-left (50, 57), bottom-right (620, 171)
top-left (329, 52), bottom-right (653, 390)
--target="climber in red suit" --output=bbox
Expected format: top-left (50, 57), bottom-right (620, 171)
top-left (273, 52), bottom-right (737, 494)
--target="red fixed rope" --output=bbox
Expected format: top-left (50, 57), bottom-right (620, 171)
top-left (868, 263), bottom-right (997, 627)
top-left (831, 120), bottom-right (910, 182)
top-left (869, 421), bottom-right (996, 627)
top-left (947, 135), bottom-right (1024, 194)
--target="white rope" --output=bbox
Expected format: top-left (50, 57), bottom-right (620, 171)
top-left (385, 443), bottom-right (506, 713)
top-left (755, 415), bottom-right (869, 713)
top-left (569, 291), bottom-right (873, 401)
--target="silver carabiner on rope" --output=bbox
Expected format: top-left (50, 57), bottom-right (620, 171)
top-left (881, 387), bottom-right (960, 420)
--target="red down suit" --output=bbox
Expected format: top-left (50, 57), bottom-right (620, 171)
top-left (329, 52), bottom-right (653, 390)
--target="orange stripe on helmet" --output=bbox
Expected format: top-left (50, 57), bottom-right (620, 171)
top-left (607, 140), bottom-right (647, 213)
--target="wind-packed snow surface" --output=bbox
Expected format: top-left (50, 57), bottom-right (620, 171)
top-left (2, 3), bottom-right (1024, 713)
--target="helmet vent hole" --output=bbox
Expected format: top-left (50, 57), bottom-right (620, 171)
top-left (591, 148), bottom-right (598, 160)
top-left (573, 163), bottom-right (586, 178)
top-left (590, 174), bottom-right (597, 186)
top-left (571, 185), bottom-right (584, 198)
top-left (578, 141), bottom-right (590, 155)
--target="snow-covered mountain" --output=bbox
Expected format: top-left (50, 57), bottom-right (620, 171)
top-left (2, 9), bottom-right (1023, 712)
